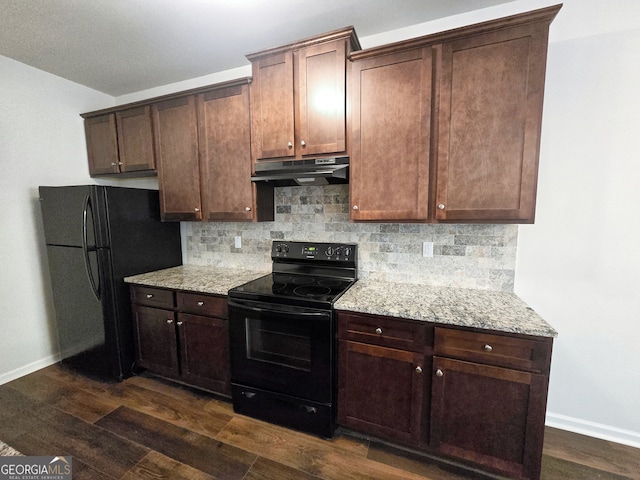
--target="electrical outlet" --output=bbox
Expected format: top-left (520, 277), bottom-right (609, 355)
top-left (235, 236), bottom-right (242, 249)
top-left (422, 241), bottom-right (433, 258)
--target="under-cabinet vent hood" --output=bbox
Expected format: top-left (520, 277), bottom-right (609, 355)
top-left (251, 157), bottom-right (348, 186)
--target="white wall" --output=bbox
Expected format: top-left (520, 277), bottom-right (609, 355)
top-left (0, 56), bottom-right (156, 384)
top-left (1, 0), bottom-right (638, 449)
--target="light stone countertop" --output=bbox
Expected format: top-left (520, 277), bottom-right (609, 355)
top-left (334, 280), bottom-right (557, 338)
top-left (125, 266), bottom-right (557, 338)
top-left (124, 264), bottom-right (267, 296)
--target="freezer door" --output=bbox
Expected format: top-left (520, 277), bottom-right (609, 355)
top-left (39, 185), bottom-right (97, 248)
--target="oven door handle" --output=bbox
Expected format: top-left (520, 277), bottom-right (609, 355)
top-left (228, 299), bottom-right (329, 317)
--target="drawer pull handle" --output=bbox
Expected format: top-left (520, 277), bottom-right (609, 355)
top-left (483, 344), bottom-right (493, 352)
top-left (375, 327), bottom-right (382, 335)
top-left (197, 301), bottom-right (204, 306)
top-left (435, 369), bottom-right (444, 377)
top-left (146, 294), bottom-right (153, 299)
top-left (415, 366), bottom-right (423, 374)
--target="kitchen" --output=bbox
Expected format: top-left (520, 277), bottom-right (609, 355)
top-left (1, 0), bottom-right (639, 478)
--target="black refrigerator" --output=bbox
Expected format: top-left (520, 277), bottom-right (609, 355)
top-left (38, 185), bottom-right (182, 381)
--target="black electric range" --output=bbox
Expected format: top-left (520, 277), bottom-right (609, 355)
top-left (227, 240), bottom-right (357, 438)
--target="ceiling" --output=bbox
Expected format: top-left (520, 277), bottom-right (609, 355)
top-left (1, 0), bottom-right (514, 97)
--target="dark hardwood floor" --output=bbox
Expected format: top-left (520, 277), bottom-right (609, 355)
top-left (0, 364), bottom-right (638, 480)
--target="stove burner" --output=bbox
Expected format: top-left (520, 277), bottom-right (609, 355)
top-left (293, 285), bottom-right (332, 297)
top-left (317, 278), bottom-right (343, 287)
top-left (271, 282), bottom-right (286, 292)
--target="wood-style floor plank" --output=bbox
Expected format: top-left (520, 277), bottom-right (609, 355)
top-left (0, 386), bottom-right (148, 478)
top-left (543, 427), bottom-right (640, 479)
top-left (96, 406), bottom-right (256, 479)
top-left (39, 365), bottom-right (233, 438)
top-left (216, 415), bottom-right (431, 480)
top-left (244, 456), bottom-right (323, 480)
top-left (120, 451), bottom-right (218, 480)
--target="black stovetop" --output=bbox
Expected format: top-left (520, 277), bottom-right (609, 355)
top-left (228, 241), bottom-right (358, 309)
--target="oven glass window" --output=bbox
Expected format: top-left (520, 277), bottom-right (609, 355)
top-left (245, 318), bottom-right (311, 371)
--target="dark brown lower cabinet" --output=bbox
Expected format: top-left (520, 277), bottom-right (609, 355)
top-left (337, 311), bottom-right (552, 480)
top-left (430, 356), bottom-right (549, 480)
top-left (337, 340), bottom-right (427, 446)
top-left (130, 285), bottom-right (231, 395)
top-left (132, 304), bottom-right (179, 378)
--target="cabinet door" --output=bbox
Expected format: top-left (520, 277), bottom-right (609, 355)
top-left (250, 52), bottom-right (295, 160)
top-left (177, 313), bottom-right (230, 395)
top-left (85, 114), bottom-right (119, 175)
top-left (431, 356), bottom-right (548, 480)
top-left (350, 47), bottom-right (433, 221)
top-left (116, 105), bottom-right (156, 173)
top-left (296, 39), bottom-right (347, 156)
top-left (197, 85), bottom-right (255, 221)
top-left (132, 305), bottom-right (179, 377)
top-left (338, 340), bottom-right (426, 446)
top-left (153, 96), bottom-right (202, 221)
top-left (434, 23), bottom-right (550, 223)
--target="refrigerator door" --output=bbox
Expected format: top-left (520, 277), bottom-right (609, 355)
top-left (45, 244), bottom-right (106, 371)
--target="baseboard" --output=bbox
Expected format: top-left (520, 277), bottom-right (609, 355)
top-left (0, 354), bottom-right (60, 386)
top-left (546, 412), bottom-right (640, 449)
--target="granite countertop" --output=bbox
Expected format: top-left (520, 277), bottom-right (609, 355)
top-left (124, 265), bottom-right (266, 296)
top-left (334, 280), bottom-right (557, 338)
top-left (126, 266), bottom-right (557, 338)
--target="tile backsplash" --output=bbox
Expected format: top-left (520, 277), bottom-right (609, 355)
top-left (185, 185), bottom-right (518, 291)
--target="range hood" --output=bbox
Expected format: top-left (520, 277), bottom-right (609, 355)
top-left (251, 157), bottom-right (349, 186)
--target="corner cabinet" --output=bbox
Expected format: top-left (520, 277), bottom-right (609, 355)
top-left (349, 5), bottom-right (561, 224)
top-left (130, 285), bottom-right (231, 395)
top-left (336, 311), bottom-right (553, 480)
top-left (247, 27), bottom-right (360, 163)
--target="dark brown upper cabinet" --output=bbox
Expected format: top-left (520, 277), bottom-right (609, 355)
top-left (152, 95), bottom-right (202, 221)
top-left (83, 107), bottom-right (156, 176)
top-left (247, 27), bottom-right (360, 163)
top-left (349, 5), bottom-right (561, 224)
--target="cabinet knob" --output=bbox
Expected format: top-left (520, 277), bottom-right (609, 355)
top-left (197, 301), bottom-right (204, 306)
top-left (194, 207), bottom-right (200, 212)
top-left (415, 366), bottom-right (423, 374)
top-left (301, 140), bottom-right (306, 147)
top-left (245, 206), bottom-right (252, 211)
top-left (352, 205), bottom-right (359, 211)
top-left (483, 344), bottom-right (493, 352)
top-left (146, 294), bottom-right (153, 299)
top-left (287, 142), bottom-right (293, 148)
top-left (118, 162), bottom-right (123, 166)
top-left (111, 162), bottom-right (117, 166)
top-left (167, 319), bottom-right (173, 324)
top-left (435, 369), bottom-right (444, 377)
top-left (177, 321), bottom-right (183, 326)
top-left (438, 203), bottom-right (446, 210)
top-left (375, 327), bottom-right (383, 335)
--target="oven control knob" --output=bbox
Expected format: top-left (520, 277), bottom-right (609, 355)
top-left (326, 246), bottom-right (334, 256)
top-left (344, 247), bottom-right (352, 257)
top-left (335, 246), bottom-right (343, 256)
top-left (281, 244), bottom-right (289, 253)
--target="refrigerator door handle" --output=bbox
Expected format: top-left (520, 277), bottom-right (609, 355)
top-left (82, 193), bottom-right (101, 301)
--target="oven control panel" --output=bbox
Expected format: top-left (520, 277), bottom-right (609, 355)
top-left (272, 241), bottom-right (357, 263)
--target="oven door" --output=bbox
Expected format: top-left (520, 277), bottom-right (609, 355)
top-left (228, 298), bottom-right (333, 404)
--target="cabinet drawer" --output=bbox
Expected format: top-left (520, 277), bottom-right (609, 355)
top-left (434, 327), bottom-right (552, 373)
top-left (338, 312), bottom-right (427, 352)
top-left (177, 292), bottom-right (227, 318)
top-left (131, 285), bottom-right (175, 309)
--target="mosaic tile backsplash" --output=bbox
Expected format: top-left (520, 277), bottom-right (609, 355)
top-left (185, 185), bottom-right (518, 291)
